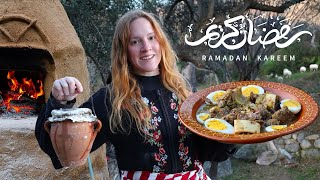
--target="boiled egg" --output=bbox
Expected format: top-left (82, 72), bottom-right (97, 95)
top-left (265, 125), bottom-right (287, 132)
top-left (196, 113), bottom-right (211, 124)
top-left (204, 118), bottom-right (234, 134)
top-left (206, 90), bottom-right (226, 105)
top-left (241, 85), bottom-right (265, 97)
top-left (280, 99), bottom-right (301, 114)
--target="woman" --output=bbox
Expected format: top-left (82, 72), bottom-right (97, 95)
top-left (35, 9), bottom-right (235, 179)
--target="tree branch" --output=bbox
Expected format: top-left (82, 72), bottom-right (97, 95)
top-left (176, 51), bottom-right (204, 69)
top-left (82, 43), bottom-right (107, 85)
top-left (165, 0), bottom-right (194, 22)
top-left (213, 0), bottom-right (307, 24)
top-left (247, 0), bottom-right (306, 13)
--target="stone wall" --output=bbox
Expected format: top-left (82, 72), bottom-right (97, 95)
top-left (274, 132), bottom-right (320, 158)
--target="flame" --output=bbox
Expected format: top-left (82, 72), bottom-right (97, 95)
top-left (3, 71), bottom-right (44, 113)
top-left (7, 71), bottom-right (19, 91)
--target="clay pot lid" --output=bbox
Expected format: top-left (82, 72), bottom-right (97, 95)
top-left (48, 108), bottom-right (97, 122)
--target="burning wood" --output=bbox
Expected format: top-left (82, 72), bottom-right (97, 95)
top-left (9, 99), bottom-right (38, 114)
top-left (4, 92), bottom-right (40, 114)
top-left (0, 94), bottom-right (6, 113)
top-left (0, 71), bottom-right (44, 115)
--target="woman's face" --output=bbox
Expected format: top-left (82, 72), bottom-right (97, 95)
top-left (128, 17), bottom-right (161, 76)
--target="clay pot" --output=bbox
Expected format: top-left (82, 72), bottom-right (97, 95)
top-left (44, 109), bottom-right (102, 168)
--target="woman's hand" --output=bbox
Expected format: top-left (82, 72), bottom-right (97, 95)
top-left (51, 76), bottom-right (83, 103)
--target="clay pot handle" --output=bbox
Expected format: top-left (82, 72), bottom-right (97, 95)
top-left (93, 120), bottom-right (102, 133)
top-left (44, 121), bottom-right (51, 134)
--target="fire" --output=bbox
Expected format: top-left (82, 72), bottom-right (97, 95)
top-left (7, 71), bottom-right (19, 91)
top-left (3, 71), bottom-right (44, 113)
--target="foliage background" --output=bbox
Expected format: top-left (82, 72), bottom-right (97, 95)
top-left (61, 0), bottom-right (320, 90)
top-left (59, 1), bottom-right (320, 179)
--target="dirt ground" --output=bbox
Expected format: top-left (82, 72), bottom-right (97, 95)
top-left (224, 157), bottom-right (320, 180)
top-left (0, 117), bottom-right (109, 180)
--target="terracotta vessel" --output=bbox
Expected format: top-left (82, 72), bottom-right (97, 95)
top-left (44, 108), bottom-right (102, 168)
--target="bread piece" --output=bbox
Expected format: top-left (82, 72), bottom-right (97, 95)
top-left (234, 120), bottom-right (260, 134)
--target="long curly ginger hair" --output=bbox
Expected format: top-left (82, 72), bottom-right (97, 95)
top-left (110, 9), bottom-right (190, 134)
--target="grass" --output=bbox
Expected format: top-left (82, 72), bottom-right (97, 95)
top-left (220, 157), bottom-right (320, 180)
top-left (287, 167), bottom-right (318, 180)
top-left (286, 72), bottom-right (320, 94)
top-left (261, 71), bottom-right (320, 94)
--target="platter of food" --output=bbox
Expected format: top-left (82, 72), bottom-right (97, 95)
top-left (179, 81), bottom-right (319, 144)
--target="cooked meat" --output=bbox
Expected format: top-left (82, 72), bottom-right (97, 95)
top-left (249, 92), bottom-right (260, 103)
top-left (222, 112), bottom-right (237, 125)
top-left (236, 112), bottom-right (262, 121)
top-left (217, 89), bottom-right (232, 108)
top-left (210, 106), bottom-right (231, 118)
top-left (255, 107), bottom-right (272, 120)
top-left (272, 106), bottom-right (295, 124)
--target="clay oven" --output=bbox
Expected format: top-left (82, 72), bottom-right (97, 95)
top-left (0, 2), bottom-right (109, 179)
top-left (0, 0), bottom-right (90, 114)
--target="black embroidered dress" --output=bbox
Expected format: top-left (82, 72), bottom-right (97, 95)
top-left (35, 75), bottom-right (232, 173)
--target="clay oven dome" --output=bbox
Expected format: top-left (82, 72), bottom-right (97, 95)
top-left (0, 0), bottom-right (90, 105)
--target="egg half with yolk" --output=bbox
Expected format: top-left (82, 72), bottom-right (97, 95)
top-left (241, 85), bottom-right (265, 97)
top-left (206, 90), bottom-right (226, 105)
top-left (204, 118), bottom-right (234, 134)
top-left (265, 125), bottom-right (287, 132)
top-left (280, 99), bottom-right (301, 114)
top-left (196, 113), bottom-right (211, 124)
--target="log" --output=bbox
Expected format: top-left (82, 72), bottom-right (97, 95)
top-left (0, 91), bottom-right (43, 114)
top-left (9, 99), bottom-right (38, 114)
top-left (0, 94), bottom-right (7, 114)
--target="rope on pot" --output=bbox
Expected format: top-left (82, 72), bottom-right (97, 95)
top-left (88, 155), bottom-right (95, 180)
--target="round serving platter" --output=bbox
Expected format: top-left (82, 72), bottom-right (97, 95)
top-left (179, 81), bottom-right (319, 144)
